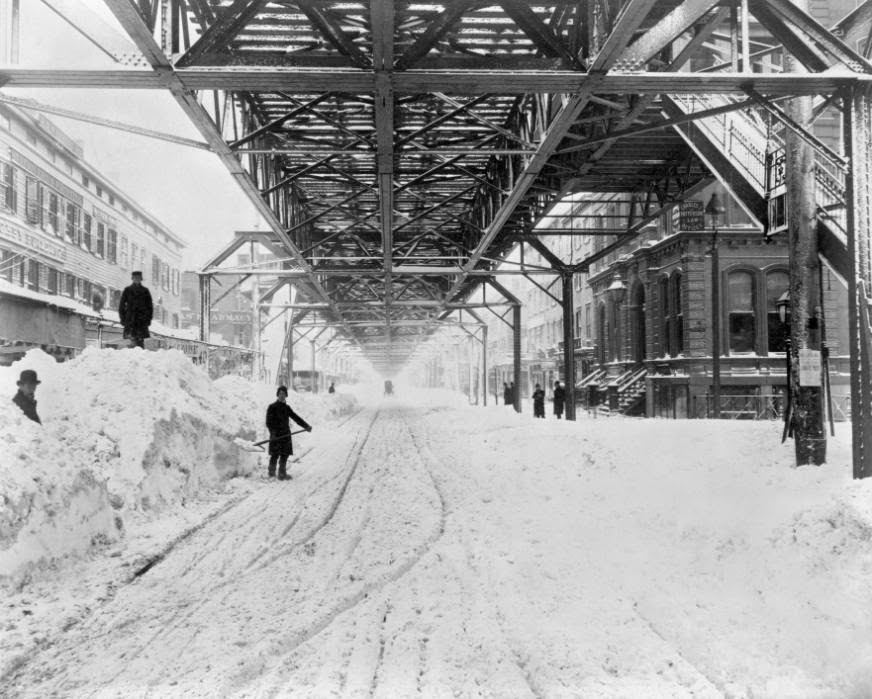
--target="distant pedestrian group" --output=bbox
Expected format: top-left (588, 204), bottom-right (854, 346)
top-left (530, 380), bottom-right (565, 420)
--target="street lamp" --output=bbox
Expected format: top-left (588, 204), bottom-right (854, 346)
top-left (705, 192), bottom-right (726, 419)
top-left (607, 272), bottom-right (628, 302)
top-left (775, 290), bottom-right (790, 325)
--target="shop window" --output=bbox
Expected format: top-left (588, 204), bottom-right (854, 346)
top-left (110, 288), bottom-right (121, 310)
top-left (766, 270), bottom-right (790, 353)
top-left (727, 270), bottom-right (757, 353)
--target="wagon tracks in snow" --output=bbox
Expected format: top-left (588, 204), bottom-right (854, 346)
top-left (227, 408), bottom-right (450, 693)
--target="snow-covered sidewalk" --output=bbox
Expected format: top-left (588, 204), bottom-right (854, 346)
top-left (1, 385), bottom-right (871, 695)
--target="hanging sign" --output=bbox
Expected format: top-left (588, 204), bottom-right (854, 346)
top-left (798, 349), bottom-right (821, 387)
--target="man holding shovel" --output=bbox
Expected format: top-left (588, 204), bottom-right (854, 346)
top-left (266, 385), bottom-right (312, 480)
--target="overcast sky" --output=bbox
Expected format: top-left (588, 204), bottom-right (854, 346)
top-left (9, 2), bottom-right (267, 270)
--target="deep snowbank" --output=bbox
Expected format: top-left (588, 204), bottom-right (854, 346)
top-left (0, 348), bottom-right (357, 591)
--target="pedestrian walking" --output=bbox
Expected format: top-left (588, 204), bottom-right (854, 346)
top-left (12, 369), bottom-right (41, 424)
top-left (118, 271), bottom-right (153, 348)
top-left (553, 380), bottom-right (565, 419)
top-left (503, 382), bottom-right (511, 405)
top-left (265, 385), bottom-right (312, 480)
top-left (532, 383), bottom-right (545, 418)
top-left (328, 382), bottom-right (335, 394)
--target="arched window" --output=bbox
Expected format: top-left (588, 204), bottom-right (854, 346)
top-left (766, 270), bottom-right (790, 352)
top-left (727, 270), bottom-right (756, 353)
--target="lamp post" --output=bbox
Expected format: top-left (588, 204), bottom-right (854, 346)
top-left (705, 192), bottom-right (726, 419)
top-left (606, 272), bottom-right (627, 362)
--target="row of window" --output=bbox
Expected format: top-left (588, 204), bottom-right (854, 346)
top-left (1, 161), bottom-right (181, 296)
top-left (597, 267), bottom-right (791, 363)
top-left (1, 248), bottom-right (122, 310)
top-left (0, 247), bottom-right (181, 328)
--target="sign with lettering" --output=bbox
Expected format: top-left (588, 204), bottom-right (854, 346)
top-left (679, 199), bottom-right (705, 231)
top-left (798, 349), bottom-right (821, 387)
top-left (0, 219), bottom-right (67, 261)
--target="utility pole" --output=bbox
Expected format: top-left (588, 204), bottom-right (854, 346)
top-left (785, 19), bottom-right (825, 466)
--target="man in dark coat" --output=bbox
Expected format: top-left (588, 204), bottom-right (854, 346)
top-left (532, 383), bottom-right (545, 418)
top-left (553, 380), bottom-right (566, 419)
top-left (118, 271), bottom-right (153, 348)
top-left (503, 382), bottom-right (511, 405)
top-left (265, 385), bottom-right (312, 480)
top-left (12, 369), bottom-right (41, 424)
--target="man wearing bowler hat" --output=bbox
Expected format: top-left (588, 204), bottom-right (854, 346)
top-left (13, 369), bottom-right (41, 424)
top-left (265, 385), bottom-right (312, 480)
top-left (119, 271), bottom-right (154, 348)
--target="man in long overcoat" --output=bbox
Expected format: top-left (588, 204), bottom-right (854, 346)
top-left (532, 383), bottom-right (545, 418)
top-left (553, 380), bottom-right (566, 419)
top-left (118, 271), bottom-right (153, 348)
top-left (265, 385), bottom-right (312, 480)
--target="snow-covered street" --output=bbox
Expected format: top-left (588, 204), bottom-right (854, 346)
top-left (2, 351), bottom-right (872, 697)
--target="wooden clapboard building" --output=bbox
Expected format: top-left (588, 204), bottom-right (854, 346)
top-left (0, 100), bottom-right (185, 362)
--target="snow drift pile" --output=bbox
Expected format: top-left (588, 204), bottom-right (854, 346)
top-left (0, 348), bottom-right (356, 590)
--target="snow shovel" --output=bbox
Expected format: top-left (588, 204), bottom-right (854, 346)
top-left (234, 429), bottom-right (308, 452)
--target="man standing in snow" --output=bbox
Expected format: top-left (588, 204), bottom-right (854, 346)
top-left (266, 385), bottom-right (312, 480)
top-left (119, 271), bottom-right (153, 348)
top-left (12, 369), bottom-right (41, 424)
top-left (532, 383), bottom-right (545, 418)
top-left (553, 380), bottom-right (566, 419)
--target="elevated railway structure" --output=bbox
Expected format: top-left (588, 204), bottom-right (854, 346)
top-left (4, 0), bottom-right (872, 476)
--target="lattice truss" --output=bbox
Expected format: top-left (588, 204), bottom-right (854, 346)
top-left (7, 0), bottom-right (872, 369)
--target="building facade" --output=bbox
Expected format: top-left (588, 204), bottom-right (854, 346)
top-left (0, 101), bottom-right (185, 357)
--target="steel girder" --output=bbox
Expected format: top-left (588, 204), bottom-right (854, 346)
top-left (15, 0), bottom-right (872, 369)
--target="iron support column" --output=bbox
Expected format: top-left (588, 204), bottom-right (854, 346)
top-left (561, 271), bottom-right (577, 420)
top-left (513, 303), bottom-right (522, 413)
top-left (482, 324), bottom-right (488, 407)
top-left (311, 339), bottom-right (317, 393)
top-left (787, 88), bottom-right (826, 465)
top-left (711, 236), bottom-right (721, 419)
top-left (843, 84), bottom-right (872, 479)
top-left (286, 316), bottom-right (294, 389)
top-left (198, 273), bottom-right (210, 343)
top-left (198, 273), bottom-right (211, 377)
